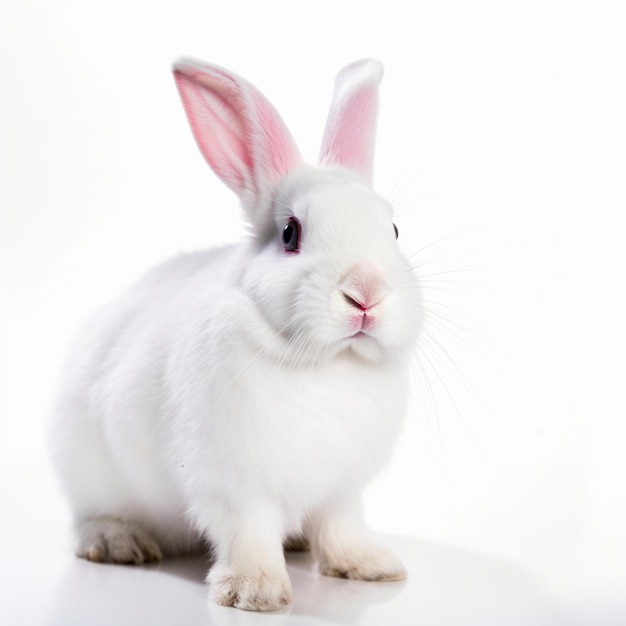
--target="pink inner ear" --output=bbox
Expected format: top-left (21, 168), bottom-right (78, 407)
top-left (325, 86), bottom-right (376, 178)
top-left (174, 71), bottom-right (253, 193)
top-left (319, 59), bottom-right (383, 182)
top-left (174, 59), bottom-right (302, 204)
top-left (252, 92), bottom-right (301, 181)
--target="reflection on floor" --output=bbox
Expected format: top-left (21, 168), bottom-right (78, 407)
top-left (22, 534), bottom-right (558, 626)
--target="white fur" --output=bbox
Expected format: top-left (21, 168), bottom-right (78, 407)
top-left (49, 59), bottom-right (421, 612)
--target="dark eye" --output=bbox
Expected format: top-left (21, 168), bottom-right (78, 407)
top-left (393, 223), bottom-right (399, 239)
top-left (282, 218), bottom-right (300, 252)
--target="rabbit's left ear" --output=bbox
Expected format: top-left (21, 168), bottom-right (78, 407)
top-left (319, 59), bottom-right (384, 183)
top-left (173, 59), bottom-right (302, 220)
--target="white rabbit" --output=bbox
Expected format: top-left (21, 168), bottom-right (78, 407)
top-left (49, 58), bottom-right (422, 611)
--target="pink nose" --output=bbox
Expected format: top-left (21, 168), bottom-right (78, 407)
top-left (340, 261), bottom-right (391, 311)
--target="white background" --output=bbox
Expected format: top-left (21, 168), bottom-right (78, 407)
top-left (1, 0), bottom-right (625, 623)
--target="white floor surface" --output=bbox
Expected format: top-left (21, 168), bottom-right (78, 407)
top-left (2, 528), bottom-right (567, 626)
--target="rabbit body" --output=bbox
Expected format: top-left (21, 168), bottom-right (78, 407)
top-left (49, 60), bottom-right (421, 611)
top-left (52, 234), bottom-right (408, 545)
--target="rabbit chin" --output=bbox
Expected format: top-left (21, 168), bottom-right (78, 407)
top-left (343, 334), bottom-right (386, 363)
top-left (275, 333), bottom-right (387, 367)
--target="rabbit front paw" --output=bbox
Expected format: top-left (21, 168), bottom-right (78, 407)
top-left (208, 565), bottom-right (292, 611)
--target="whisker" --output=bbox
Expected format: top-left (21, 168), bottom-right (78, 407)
top-left (411, 347), bottom-right (448, 475)
top-left (386, 174), bottom-right (413, 209)
top-left (406, 226), bottom-right (483, 262)
top-left (421, 325), bottom-right (484, 402)
top-left (418, 332), bottom-right (482, 452)
top-left (422, 306), bottom-right (487, 347)
top-left (422, 298), bottom-right (479, 325)
top-left (416, 268), bottom-right (486, 280)
top-left (410, 251), bottom-right (489, 271)
top-left (418, 278), bottom-right (486, 291)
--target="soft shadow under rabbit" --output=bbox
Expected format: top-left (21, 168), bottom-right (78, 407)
top-left (49, 58), bottom-right (422, 611)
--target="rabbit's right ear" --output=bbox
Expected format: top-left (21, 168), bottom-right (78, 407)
top-left (173, 59), bottom-right (302, 220)
top-left (319, 59), bottom-right (384, 184)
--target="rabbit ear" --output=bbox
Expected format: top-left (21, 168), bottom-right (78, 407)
top-left (319, 59), bottom-right (384, 183)
top-left (173, 59), bottom-right (302, 216)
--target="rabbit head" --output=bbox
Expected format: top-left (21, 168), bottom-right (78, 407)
top-left (173, 59), bottom-right (420, 364)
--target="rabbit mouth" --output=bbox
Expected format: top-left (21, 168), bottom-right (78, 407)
top-left (345, 329), bottom-right (379, 346)
top-left (346, 309), bottom-right (378, 338)
top-left (348, 330), bottom-right (376, 341)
